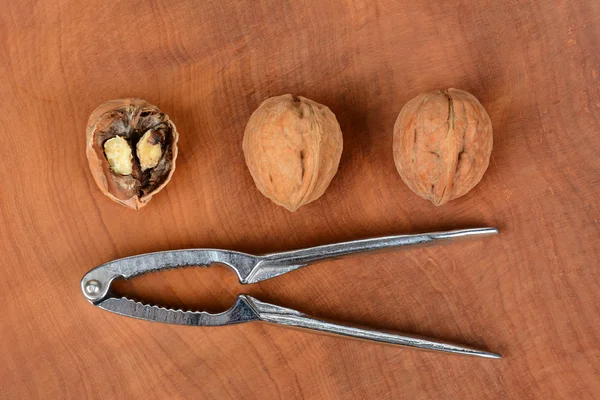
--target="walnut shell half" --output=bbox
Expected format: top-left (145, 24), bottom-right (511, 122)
top-left (243, 94), bottom-right (343, 211)
top-left (86, 98), bottom-right (178, 209)
top-left (393, 89), bottom-right (493, 205)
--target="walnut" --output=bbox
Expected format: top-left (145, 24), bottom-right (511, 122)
top-left (86, 98), bottom-right (178, 210)
top-left (243, 94), bottom-right (343, 211)
top-left (393, 89), bottom-right (493, 205)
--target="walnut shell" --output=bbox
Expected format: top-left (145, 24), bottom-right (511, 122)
top-left (393, 89), bottom-right (493, 205)
top-left (243, 94), bottom-right (343, 211)
top-left (86, 98), bottom-right (178, 210)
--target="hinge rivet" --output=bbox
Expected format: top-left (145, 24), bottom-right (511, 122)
top-left (84, 280), bottom-right (102, 296)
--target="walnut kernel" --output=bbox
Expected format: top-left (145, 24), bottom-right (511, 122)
top-left (104, 136), bottom-right (133, 176)
top-left (137, 130), bottom-right (163, 171)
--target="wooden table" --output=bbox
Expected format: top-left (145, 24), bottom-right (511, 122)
top-left (2, 0), bottom-right (599, 398)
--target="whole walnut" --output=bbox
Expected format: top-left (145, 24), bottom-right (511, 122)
top-left (86, 98), bottom-right (178, 210)
top-left (243, 94), bottom-right (343, 211)
top-left (393, 89), bottom-right (493, 205)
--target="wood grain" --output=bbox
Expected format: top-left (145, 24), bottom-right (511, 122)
top-left (1, 0), bottom-right (599, 398)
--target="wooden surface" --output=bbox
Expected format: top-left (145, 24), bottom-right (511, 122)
top-left (1, 0), bottom-right (599, 398)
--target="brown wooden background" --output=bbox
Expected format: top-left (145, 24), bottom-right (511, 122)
top-left (1, 0), bottom-right (599, 398)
